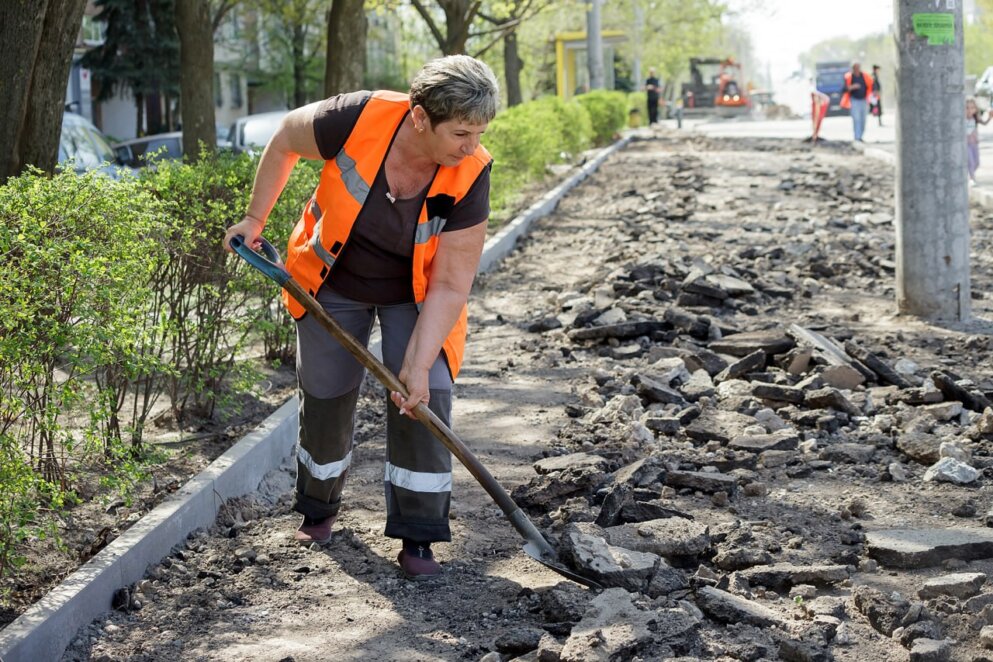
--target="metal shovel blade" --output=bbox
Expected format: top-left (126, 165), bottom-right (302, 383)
top-left (522, 541), bottom-right (603, 589)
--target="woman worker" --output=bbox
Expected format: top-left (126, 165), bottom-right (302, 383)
top-left (224, 55), bottom-right (498, 580)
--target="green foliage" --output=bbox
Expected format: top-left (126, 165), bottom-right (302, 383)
top-left (485, 95), bottom-right (593, 212)
top-left (575, 90), bottom-right (628, 145)
top-left (240, 0), bottom-right (328, 107)
top-left (610, 0), bottom-right (729, 84)
top-left (966, 1), bottom-right (993, 77)
top-left (0, 168), bottom-right (165, 572)
top-left (0, 151), bottom-right (318, 578)
top-left (136, 151), bottom-right (317, 421)
top-left (82, 0), bottom-right (180, 132)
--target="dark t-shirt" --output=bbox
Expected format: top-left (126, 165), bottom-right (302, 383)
top-left (849, 72), bottom-right (868, 100)
top-left (645, 76), bottom-right (660, 100)
top-left (312, 91), bottom-right (491, 304)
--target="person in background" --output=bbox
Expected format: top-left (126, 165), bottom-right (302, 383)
top-left (645, 68), bottom-right (661, 126)
top-left (869, 64), bottom-right (883, 127)
top-left (967, 96), bottom-right (991, 184)
top-left (223, 55), bottom-right (498, 581)
top-left (840, 61), bottom-right (873, 142)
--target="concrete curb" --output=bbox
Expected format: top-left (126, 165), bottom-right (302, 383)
top-left (861, 145), bottom-right (993, 209)
top-left (0, 397), bottom-right (299, 662)
top-left (0, 138), bottom-right (630, 662)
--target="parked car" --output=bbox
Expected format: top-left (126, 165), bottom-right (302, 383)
top-left (114, 128), bottom-right (235, 168)
top-left (113, 131), bottom-right (183, 167)
top-left (58, 112), bottom-right (130, 178)
top-left (228, 110), bottom-right (288, 154)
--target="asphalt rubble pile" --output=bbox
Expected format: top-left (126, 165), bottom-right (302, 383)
top-left (490, 145), bottom-right (993, 661)
top-left (59, 135), bottom-right (993, 662)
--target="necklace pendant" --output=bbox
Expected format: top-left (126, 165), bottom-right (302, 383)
top-left (386, 191), bottom-right (396, 204)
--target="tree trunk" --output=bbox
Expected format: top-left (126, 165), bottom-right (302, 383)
top-left (0, 0), bottom-right (86, 183)
top-left (442, 0), bottom-right (471, 54)
top-left (146, 91), bottom-right (164, 135)
top-left (324, 0), bottom-right (367, 96)
top-left (176, 0), bottom-right (216, 161)
top-left (503, 30), bottom-right (523, 107)
top-left (293, 22), bottom-right (306, 107)
top-left (136, 93), bottom-right (145, 136)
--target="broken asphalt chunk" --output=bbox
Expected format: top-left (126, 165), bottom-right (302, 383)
top-left (866, 528), bottom-right (993, 568)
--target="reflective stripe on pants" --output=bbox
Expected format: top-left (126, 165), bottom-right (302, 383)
top-left (293, 286), bottom-right (454, 543)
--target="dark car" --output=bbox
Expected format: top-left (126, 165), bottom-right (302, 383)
top-left (113, 132), bottom-right (183, 167)
top-left (113, 129), bottom-right (234, 168)
top-left (58, 112), bottom-right (131, 178)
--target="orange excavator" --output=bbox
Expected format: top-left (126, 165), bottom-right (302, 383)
top-left (681, 57), bottom-right (751, 116)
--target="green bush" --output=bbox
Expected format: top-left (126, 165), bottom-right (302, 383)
top-left (575, 90), bottom-right (629, 145)
top-left (485, 96), bottom-right (593, 214)
top-left (0, 168), bottom-right (166, 572)
top-left (136, 152), bottom-right (318, 422)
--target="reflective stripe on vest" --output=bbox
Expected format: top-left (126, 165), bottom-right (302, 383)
top-left (281, 90), bottom-right (491, 379)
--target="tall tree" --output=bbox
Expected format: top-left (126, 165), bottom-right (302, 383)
top-left (410, 0), bottom-right (480, 55)
top-left (81, 0), bottom-right (181, 135)
top-left (0, 0), bottom-right (87, 183)
top-left (249, 0), bottom-right (327, 108)
top-left (477, 0), bottom-right (555, 106)
top-left (177, 0), bottom-right (217, 160)
top-left (324, 0), bottom-right (368, 96)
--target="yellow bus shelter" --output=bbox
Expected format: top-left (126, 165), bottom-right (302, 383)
top-left (555, 30), bottom-right (627, 100)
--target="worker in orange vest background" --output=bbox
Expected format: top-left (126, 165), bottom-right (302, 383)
top-left (840, 62), bottom-right (874, 142)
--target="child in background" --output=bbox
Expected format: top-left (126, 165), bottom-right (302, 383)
top-left (967, 97), bottom-right (990, 184)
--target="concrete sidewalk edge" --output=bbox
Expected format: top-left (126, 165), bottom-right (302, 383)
top-left (0, 137), bottom-right (631, 662)
top-left (0, 396), bottom-right (299, 662)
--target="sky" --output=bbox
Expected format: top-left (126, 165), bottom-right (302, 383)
top-left (730, 0), bottom-right (895, 83)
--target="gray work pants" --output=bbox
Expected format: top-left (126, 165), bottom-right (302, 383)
top-left (293, 287), bottom-right (454, 543)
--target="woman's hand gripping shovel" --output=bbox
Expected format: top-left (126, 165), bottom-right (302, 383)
top-left (229, 235), bottom-right (601, 590)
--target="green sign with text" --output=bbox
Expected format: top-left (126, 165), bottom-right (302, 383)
top-left (912, 13), bottom-right (955, 46)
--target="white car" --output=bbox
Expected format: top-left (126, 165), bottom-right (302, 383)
top-left (227, 111), bottom-right (289, 155)
top-left (976, 66), bottom-right (993, 99)
top-left (58, 112), bottom-right (131, 178)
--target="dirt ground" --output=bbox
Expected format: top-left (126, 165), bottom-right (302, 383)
top-left (54, 132), bottom-right (993, 661)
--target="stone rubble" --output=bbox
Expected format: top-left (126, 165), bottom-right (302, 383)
top-left (62, 135), bottom-right (993, 662)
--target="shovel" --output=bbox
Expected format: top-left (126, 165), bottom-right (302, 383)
top-left (229, 235), bottom-right (601, 590)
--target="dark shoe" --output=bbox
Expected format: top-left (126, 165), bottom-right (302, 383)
top-left (294, 515), bottom-right (335, 545)
top-left (397, 546), bottom-right (442, 580)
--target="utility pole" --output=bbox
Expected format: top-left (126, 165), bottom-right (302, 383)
top-left (586, 0), bottom-right (604, 90)
top-left (894, 0), bottom-right (970, 320)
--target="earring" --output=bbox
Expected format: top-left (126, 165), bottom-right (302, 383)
top-left (417, 126), bottom-right (424, 133)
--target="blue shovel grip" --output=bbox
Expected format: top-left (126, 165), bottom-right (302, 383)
top-left (229, 234), bottom-right (291, 286)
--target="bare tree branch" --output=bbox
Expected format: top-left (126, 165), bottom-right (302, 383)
top-left (410, 0), bottom-right (447, 51)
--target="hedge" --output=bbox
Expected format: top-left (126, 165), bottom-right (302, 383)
top-left (0, 156), bottom-right (318, 575)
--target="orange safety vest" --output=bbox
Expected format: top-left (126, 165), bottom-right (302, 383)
top-left (283, 90), bottom-right (492, 379)
top-left (840, 71), bottom-right (874, 110)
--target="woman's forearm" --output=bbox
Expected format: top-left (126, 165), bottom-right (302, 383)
top-left (246, 141), bottom-right (301, 224)
top-left (404, 286), bottom-right (467, 371)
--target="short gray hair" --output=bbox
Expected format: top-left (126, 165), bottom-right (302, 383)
top-left (409, 55), bottom-right (499, 126)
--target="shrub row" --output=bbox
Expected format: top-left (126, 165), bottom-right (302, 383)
top-left (486, 90), bottom-right (628, 213)
top-left (0, 155), bottom-right (319, 575)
